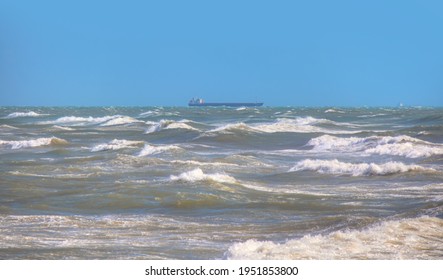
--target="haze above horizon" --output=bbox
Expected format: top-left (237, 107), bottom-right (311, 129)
top-left (1, 0), bottom-right (442, 107)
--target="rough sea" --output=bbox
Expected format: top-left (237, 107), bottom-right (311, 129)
top-left (1, 106), bottom-right (442, 259)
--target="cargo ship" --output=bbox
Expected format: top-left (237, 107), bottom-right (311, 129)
top-left (188, 98), bottom-right (263, 107)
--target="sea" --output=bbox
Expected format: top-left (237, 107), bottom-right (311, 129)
top-left (0, 106), bottom-right (442, 259)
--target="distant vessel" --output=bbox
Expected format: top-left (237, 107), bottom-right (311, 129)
top-left (188, 98), bottom-right (263, 107)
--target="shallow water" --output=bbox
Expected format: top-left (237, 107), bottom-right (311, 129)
top-left (1, 106), bottom-right (442, 259)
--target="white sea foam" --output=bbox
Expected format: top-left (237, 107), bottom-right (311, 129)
top-left (52, 125), bottom-right (75, 131)
top-left (0, 137), bottom-right (68, 149)
top-left (236, 107), bottom-right (247, 111)
top-left (170, 168), bottom-right (237, 184)
top-left (145, 119), bottom-right (200, 133)
top-left (91, 139), bottom-right (145, 152)
top-left (4, 111), bottom-right (48, 118)
top-left (324, 108), bottom-right (345, 113)
top-left (138, 144), bottom-right (181, 156)
top-left (227, 216), bottom-right (443, 259)
top-left (139, 110), bottom-right (158, 117)
top-left (307, 135), bottom-right (443, 158)
top-left (100, 116), bottom-right (142, 126)
top-left (289, 159), bottom-right (434, 176)
top-left (208, 117), bottom-right (359, 134)
top-left (208, 123), bottom-right (256, 133)
top-left (39, 115), bottom-right (139, 126)
top-left (39, 115), bottom-right (117, 126)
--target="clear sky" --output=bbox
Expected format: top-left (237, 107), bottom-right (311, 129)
top-left (1, 0), bottom-right (442, 107)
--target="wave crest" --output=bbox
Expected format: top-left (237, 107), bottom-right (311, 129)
top-left (209, 117), bottom-right (359, 135)
top-left (4, 111), bottom-right (48, 118)
top-left (307, 135), bottom-right (443, 158)
top-left (91, 139), bottom-right (145, 152)
top-left (145, 119), bottom-right (200, 134)
top-left (289, 159), bottom-right (434, 176)
top-left (170, 168), bottom-right (237, 184)
top-left (0, 137), bottom-right (68, 149)
top-left (226, 216), bottom-right (443, 259)
top-left (138, 144), bottom-right (181, 156)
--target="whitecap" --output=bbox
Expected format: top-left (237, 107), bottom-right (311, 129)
top-left (0, 137), bottom-right (68, 149)
top-left (324, 108), bottom-right (345, 113)
top-left (91, 139), bottom-right (145, 152)
top-left (207, 117), bottom-right (360, 135)
top-left (100, 116), bottom-right (142, 126)
top-left (52, 125), bottom-right (75, 131)
top-left (4, 111), bottom-right (48, 119)
top-left (170, 168), bottom-right (237, 184)
top-left (38, 115), bottom-right (137, 126)
top-left (145, 119), bottom-right (200, 134)
top-left (307, 135), bottom-right (443, 158)
top-left (289, 159), bottom-right (435, 176)
top-left (137, 144), bottom-right (181, 156)
top-left (226, 216), bottom-right (443, 259)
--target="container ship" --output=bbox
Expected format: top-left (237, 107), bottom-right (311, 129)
top-left (188, 98), bottom-right (263, 107)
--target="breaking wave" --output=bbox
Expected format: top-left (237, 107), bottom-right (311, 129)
top-left (170, 168), bottom-right (237, 184)
top-left (0, 137), bottom-right (68, 149)
top-left (307, 135), bottom-right (443, 158)
top-left (91, 139), bottom-right (145, 152)
top-left (39, 115), bottom-right (140, 126)
top-left (4, 111), bottom-right (48, 118)
top-left (208, 117), bottom-right (360, 134)
top-left (100, 116), bottom-right (142, 126)
top-left (52, 125), bottom-right (75, 131)
top-left (226, 216), bottom-right (443, 259)
top-left (145, 119), bottom-right (200, 134)
top-left (289, 159), bottom-right (435, 176)
top-left (138, 144), bottom-right (182, 156)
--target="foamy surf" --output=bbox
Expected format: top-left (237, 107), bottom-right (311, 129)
top-left (39, 115), bottom-right (131, 126)
top-left (91, 139), bottom-right (145, 152)
top-left (145, 119), bottom-right (200, 134)
top-left (100, 116), bottom-right (142, 126)
top-left (290, 159), bottom-right (435, 176)
top-left (138, 144), bottom-right (182, 156)
top-left (2, 106), bottom-right (443, 260)
top-left (226, 216), bottom-right (443, 259)
top-left (4, 111), bottom-right (48, 118)
top-left (0, 137), bottom-right (68, 149)
top-left (170, 168), bottom-right (237, 184)
top-left (208, 117), bottom-right (361, 135)
top-left (307, 135), bottom-right (443, 158)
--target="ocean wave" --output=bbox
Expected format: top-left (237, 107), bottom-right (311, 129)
top-left (4, 111), bottom-right (48, 118)
top-left (289, 159), bottom-right (435, 176)
top-left (324, 108), bottom-right (345, 113)
top-left (39, 115), bottom-right (139, 126)
top-left (138, 144), bottom-right (182, 156)
top-left (170, 168), bottom-right (236, 184)
top-left (208, 117), bottom-right (360, 135)
top-left (52, 125), bottom-right (75, 131)
top-left (9, 170), bottom-right (99, 179)
top-left (0, 124), bottom-right (19, 130)
top-left (139, 110), bottom-right (179, 117)
top-left (100, 116), bottom-right (142, 126)
top-left (307, 135), bottom-right (443, 158)
top-left (0, 137), bottom-right (68, 149)
top-left (226, 216), bottom-right (443, 259)
top-left (91, 139), bottom-right (145, 152)
top-left (145, 119), bottom-right (200, 134)
top-left (171, 160), bottom-right (239, 167)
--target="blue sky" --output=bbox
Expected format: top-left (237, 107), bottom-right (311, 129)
top-left (1, 0), bottom-right (442, 106)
